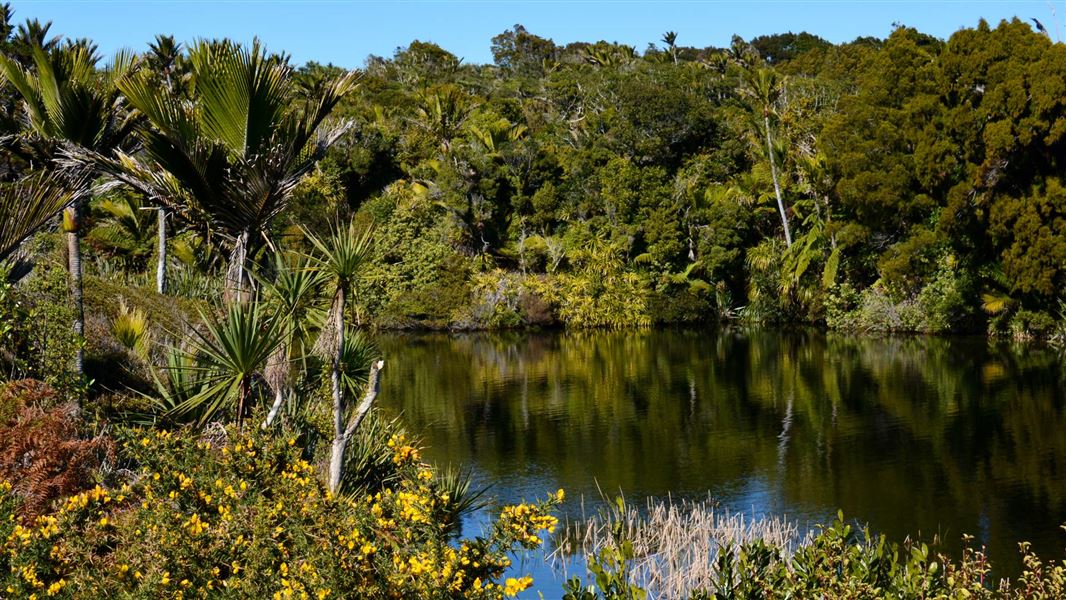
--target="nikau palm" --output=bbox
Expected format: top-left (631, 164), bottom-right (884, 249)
top-left (0, 43), bottom-right (138, 384)
top-left (78, 40), bottom-right (359, 302)
top-left (0, 171), bottom-right (80, 263)
top-left (743, 66), bottom-right (792, 247)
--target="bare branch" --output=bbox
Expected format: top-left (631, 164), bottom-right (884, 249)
top-left (343, 359), bottom-right (384, 440)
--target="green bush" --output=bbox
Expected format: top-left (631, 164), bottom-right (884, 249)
top-left (0, 262), bottom-right (84, 398)
top-left (1009, 310), bottom-right (1058, 341)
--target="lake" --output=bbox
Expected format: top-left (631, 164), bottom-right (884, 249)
top-left (376, 328), bottom-right (1066, 596)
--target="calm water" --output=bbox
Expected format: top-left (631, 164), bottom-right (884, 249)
top-left (376, 328), bottom-right (1066, 594)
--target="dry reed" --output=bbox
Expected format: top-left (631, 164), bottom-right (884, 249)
top-left (551, 495), bottom-right (808, 599)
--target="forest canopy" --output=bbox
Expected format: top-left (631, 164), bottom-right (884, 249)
top-left (0, 13), bottom-right (1063, 335)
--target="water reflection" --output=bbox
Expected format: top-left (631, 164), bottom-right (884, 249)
top-left (376, 328), bottom-right (1066, 576)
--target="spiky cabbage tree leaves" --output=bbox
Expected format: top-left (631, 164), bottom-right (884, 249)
top-left (79, 39), bottom-right (359, 300)
top-left (165, 301), bottom-right (285, 428)
top-left (259, 253), bottom-right (324, 428)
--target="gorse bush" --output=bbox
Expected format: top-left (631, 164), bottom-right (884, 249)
top-left (0, 426), bottom-right (564, 599)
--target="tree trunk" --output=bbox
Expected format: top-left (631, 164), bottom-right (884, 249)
top-left (329, 358), bottom-right (384, 495)
top-left (64, 204), bottom-right (84, 404)
top-left (225, 229), bottom-right (251, 304)
top-left (156, 207), bottom-right (167, 294)
top-left (236, 376), bottom-right (249, 431)
top-left (328, 285), bottom-right (347, 494)
top-left (764, 115), bottom-right (793, 247)
top-left (262, 386), bottom-right (285, 430)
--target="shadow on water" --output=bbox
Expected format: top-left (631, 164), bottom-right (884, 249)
top-left (375, 327), bottom-right (1066, 592)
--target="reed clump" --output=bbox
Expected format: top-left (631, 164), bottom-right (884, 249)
top-left (553, 496), bottom-right (806, 598)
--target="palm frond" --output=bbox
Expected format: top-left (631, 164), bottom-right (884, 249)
top-left (0, 172), bottom-right (81, 262)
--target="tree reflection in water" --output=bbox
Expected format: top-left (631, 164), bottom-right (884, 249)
top-left (377, 328), bottom-right (1066, 575)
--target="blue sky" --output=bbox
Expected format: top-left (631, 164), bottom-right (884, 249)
top-left (13, 1), bottom-right (1061, 67)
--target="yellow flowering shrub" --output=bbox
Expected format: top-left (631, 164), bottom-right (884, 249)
top-left (1, 427), bottom-right (563, 599)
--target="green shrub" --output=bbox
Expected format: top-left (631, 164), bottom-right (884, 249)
top-left (1009, 310), bottom-right (1058, 341)
top-left (0, 262), bottom-right (84, 398)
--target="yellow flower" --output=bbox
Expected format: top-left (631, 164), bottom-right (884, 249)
top-left (184, 513), bottom-right (208, 535)
top-left (504, 576), bottom-right (533, 597)
top-left (46, 579), bottom-right (66, 596)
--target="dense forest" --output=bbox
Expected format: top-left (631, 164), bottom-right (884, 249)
top-left (1, 12), bottom-right (1062, 336)
top-left (293, 21), bottom-right (1064, 334)
top-left (0, 4), bottom-right (1064, 598)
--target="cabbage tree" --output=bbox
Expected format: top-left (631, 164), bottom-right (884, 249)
top-left (304, 222), bottom-right (381, 493)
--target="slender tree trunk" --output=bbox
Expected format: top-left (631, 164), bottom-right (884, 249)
top-left (328, 285), bottom-right (347, 494)
top-left (156, 207), bottom-right (167, 294)
top-left (68, 230), bottom-right (83, 372)
top-left (764, 114), bottom-right (793, 247)
top-left (64, 204), bottom-right (84, 405)
top-left (263, 386), bottom-right (285, 430)
top-left (262, 341), bottom-right (290, 429)
top-left (225, 229), bottom-right (251, 304)
top-left (236, 377), bottom-right (249, 431)
top-left (329, 358), bottom-right (384, 495)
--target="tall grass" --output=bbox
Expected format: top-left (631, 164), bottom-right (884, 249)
top-left (552, 496), bottom-right (805, 599)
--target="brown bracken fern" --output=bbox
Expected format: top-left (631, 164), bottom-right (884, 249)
top-left (0, 379), bottom-right (115, 520)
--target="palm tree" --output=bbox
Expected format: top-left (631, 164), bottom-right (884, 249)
top-left (0, 43), bottom-right (138, 381)
top-left (145, 34), bottom-right (183, 91)
top-left (304, 221), bottom-right (380, 493)
top-left (143, 35), bottom-right (185, 294)
top-left (87, 192), bottom-right (156, 270)
top-left (742, 66), bottom-right (792, 247)
top-left (80, 39), bottom-right (358, 303)
top-left (0, 171), bottom-right (79, 263)
top-left (661, 31), bottom-right (679, 64)
top-left (412, 84), bottom-right (476, 153)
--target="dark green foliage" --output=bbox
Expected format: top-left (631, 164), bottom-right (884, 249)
top-left (0, 10), bottom-right (1063, 342)
top-left (0, 260), bottom-right (83, 396)
top-left (305, 18), bottom-right (1064, 334)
